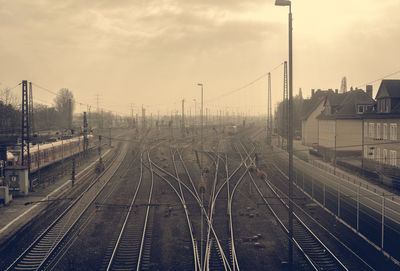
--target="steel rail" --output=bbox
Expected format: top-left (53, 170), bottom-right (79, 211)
top-left (271, 162), bottom-right (375, 271)
top-left (134, 151), bottom-right (155, 270)
top-left (170, 148), bottom-right (201, 271)
top-left (105, 153), bottom-right (144, 271)
top-left (176, 149), bottom-right (232, 271)
top-left (149, 150), bottom-right (230, 269)
top-left (200, 145), bottom-right (256, 271)
top-left (238, 141), bottom-right (348, 271)
top-left (6, 141), bottom-right (128, 271)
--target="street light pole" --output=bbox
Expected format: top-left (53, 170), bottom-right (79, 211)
top-left (193, 99), bottom-right (197, 129)
top-left (275, 0), bottom-right (294, 268)
top-left (197, 83), bottom-right (204, 169)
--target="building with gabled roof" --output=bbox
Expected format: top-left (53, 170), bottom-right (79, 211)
top-left (362, 80), bottom-right (400, 187)
top-left (312, 88), bottom-right (375, 161)
top-left (301, 89), bottom-right (334, 146)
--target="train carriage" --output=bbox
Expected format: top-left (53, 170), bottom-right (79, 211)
top-left (14, 134), bottom-right (94, 173)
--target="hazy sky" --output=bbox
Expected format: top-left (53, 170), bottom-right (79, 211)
top-left (1, 0), bottom-right (399, 115)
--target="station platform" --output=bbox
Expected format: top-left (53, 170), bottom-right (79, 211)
top-left (0, 149), bottom-right (111, 245)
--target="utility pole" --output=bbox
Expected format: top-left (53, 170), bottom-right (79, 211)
top-left (142, 106), bottom-right (146, 132)
top-left (287, 3), bottom-right (294, 268)
top-left (21, 80), bottom-right (31, 190)
top-left (206, 108), bottom-right (208, 127)
top-left (96, 94), bottom-right (100, 130)
top-left (109, 127), bottom-right (112, 147)
top-left (150, 113), bottom-right (153, 129)
top-left (267, 72), bottom-right (272, 145)
top-left (29, 82), bottom-right (34, 136)
top-left (135, 113), bottom-right (139, 131)
top-left (197, 83), bottom-right (204, 170)
top-left (182, 99), bottom-right (185, 137)
top-left (98, 135), bottom-right (102, 163)
top-left (282, 61), bottom-right (288, 149)
top-left (131, 104), bottom-right (134, 128)
top-left (83, 112), bottom-right (88, 153)
top-left (68, 98), bottom-right (72, 130)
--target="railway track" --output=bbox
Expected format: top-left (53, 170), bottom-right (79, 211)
top-left (105, 152), bottom-right (154, 271)
top-left (6, 140), bottom-right (129, 271)
top-left (176, 148), bottom-right (232, 271)
top-left (148, 149), bottom-right (200, 270)
top-left (202, 146), bottom-right (256, 271)
top-left (236, 141), bottom-right (349, 271)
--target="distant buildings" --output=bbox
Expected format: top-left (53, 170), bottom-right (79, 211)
top-left (301, 79), bottom-right (400, 184)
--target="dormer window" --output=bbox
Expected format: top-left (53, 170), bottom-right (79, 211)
top-left (385, 98), bottom-right (390, 112)
top-left (357, 105), bottom-right (364, 114)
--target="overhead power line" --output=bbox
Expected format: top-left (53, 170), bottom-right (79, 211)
top-left (206, 62), bottom-right (284, 103)
top-left (356, 68), bottom-right (400, 88)
top-left (32, 82), bottom-right (127, 116)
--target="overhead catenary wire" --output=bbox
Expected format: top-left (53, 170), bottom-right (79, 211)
top-left (32, 82), bottom-right (127, 116)
top-left (205, 62), bottom-right (284, 103)
top-left (355, 68), bottom-right (400, 88)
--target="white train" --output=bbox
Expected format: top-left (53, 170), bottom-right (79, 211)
top-left (9, 135), bottom-right (94, 173)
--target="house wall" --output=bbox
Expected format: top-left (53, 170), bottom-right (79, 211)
top-left (364, 118), bottom-right (400, 168)
top-left (302, 101), bottom-right (324, 146)
top-left (318, 120), bottom-right (335, 148)
top-left (337, 120), bottom-right (362, 151)
top-left (318, 119), bottom-right (362, 151)
top-left (317, 119), bottom-right (362, 161)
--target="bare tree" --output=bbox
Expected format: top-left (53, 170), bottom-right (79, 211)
top-left (0, 87), bottom-right (18, 107)
top-left (53, 88), bottom-right (75, 130)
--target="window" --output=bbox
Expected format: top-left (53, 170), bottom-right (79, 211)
top-left (369, 123), bottom-right (375, 138)
top-left (376, 123), bottom-right (381, 139)
top-left (383, 149), bottom-right (388, 164)
top-left (390, 123), bottom-right (397, 140)
top-left (386, 99), bottom-right (390, 112)
top-left (383, 123), bottom-right (388, 139)
top-left (369, 147), bottom-right (375, 159)
top-left (376, 148), bottom-right (380, 162)
top-left (357, 105), bottom-right (364, 114)
top-left (390, 150), bottom-right (397, 167)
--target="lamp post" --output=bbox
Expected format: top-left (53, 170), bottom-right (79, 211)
top-left (197, 83), bottom-right (204, 169)
top-left (275, 0), bottom-right (294, 268)
top-left (197, 82), bottom-right (204, 271)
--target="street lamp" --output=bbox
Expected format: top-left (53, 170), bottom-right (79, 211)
top-left (197, 83), bottom-right (204, 168)
top-left (197, 82), bottom-right (204, 270)
top-left (275, 0), bottom-right (294, 269)
top-left (193, 99), bottom-right (197, 128)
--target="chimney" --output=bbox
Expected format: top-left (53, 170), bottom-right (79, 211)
top-left (311, 89), bottom-right (315, 97)
top-left (366, 85), bottom-right (373, 98)
top-left (335, 89), bottom-right (338, 94)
